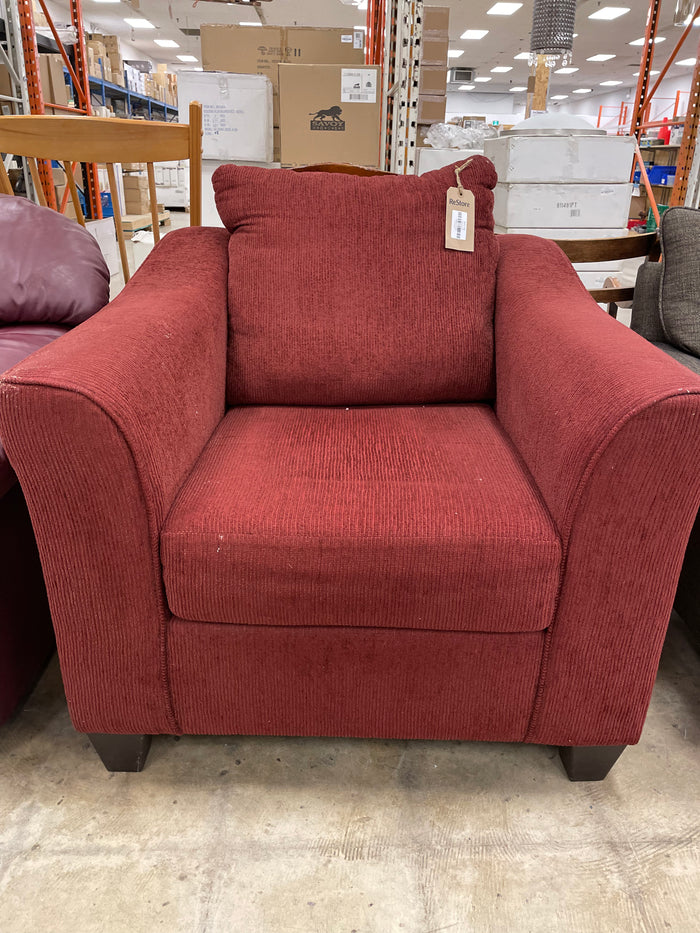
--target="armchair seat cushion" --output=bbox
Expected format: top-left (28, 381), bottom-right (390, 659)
top-left (161, 404), bottom-right (561, 632)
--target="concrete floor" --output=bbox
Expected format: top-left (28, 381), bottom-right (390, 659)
top-left (0, 614), bottom-right (698, 933)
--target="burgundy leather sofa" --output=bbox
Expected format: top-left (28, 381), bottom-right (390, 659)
top-left (1, 161), bottom-right (699, 779)
top-left (0, 194), bottom-right (109, 724)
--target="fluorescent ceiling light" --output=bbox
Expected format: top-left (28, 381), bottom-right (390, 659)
top-left (239, 22), bottom-right (262, 26)
top-left (513, 52), bottom-right (530, 60)
top-left (587, 53), bottom-right (616, 61)
top-left (633, 70), bottom-right (659, 76)
top-left (487, 2), bottom-right (522, 14)
top-left (460, 30), bottom-right (489, 40)
top-left (154, 39), bottom-right (180, 48)
top-left (600, 80), bottom-right (623, 86)
top-left (551, 94), bottom-right (568, 100)
top-left (448, 50), bottom-right (464, 58)
top-left (555, 67), bottom-right (578, 74)
top-left (458, 84), bottom-right (475, 90)
top-left (509, 86), bottom-right (527, 91)
top-left (474, 76), bottom-right (492, 82)
top-left (629, 36), bottom-right (666, 45)
top-left (678, 58), bottom-right (697, 65)
top-left (177, 55), bottom-right (198, 62)
top-left (491, 66), bottom-right (512, 73)
top-left (573, 88), bottom-right (592, 94)
top-left (124, 18), bottom-right (154, 29)
top-left (193, 67), bottom-right (204, 72)
top-left (684, 14), bottom-right (700, 25)
top-left (588, 6), bottom-right (630, 20)
top-left (93, 1), bottom-right (121, 4)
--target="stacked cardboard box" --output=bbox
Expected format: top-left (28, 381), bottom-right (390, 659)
top-left (39, 54), bottom-right (70, 111)
top-left (201, 24), bottom-right (365, 161)
top-left (86, 34), bottom-right (124, 86)
top-left (122, 174), bottom-right (151, 215)
top-left (0, 65), bottom-right (18, 115)
top-left (417, 7), bottom-right (449, 148)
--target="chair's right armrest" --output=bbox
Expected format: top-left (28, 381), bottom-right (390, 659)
top-left (630, 259), bottom-right (664, 342)
top-left (0, 226), bottom-right (230, 735)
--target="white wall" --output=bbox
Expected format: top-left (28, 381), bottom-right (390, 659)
top-left (446, 90), bottom-right (526, 126)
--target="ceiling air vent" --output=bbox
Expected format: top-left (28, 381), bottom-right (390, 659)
top-left (448, 67), bottom-right (476, 84)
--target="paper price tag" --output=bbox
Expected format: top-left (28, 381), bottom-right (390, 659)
top-left (445, 187), bottom-right (475, 252)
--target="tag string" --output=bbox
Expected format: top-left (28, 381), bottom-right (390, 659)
top-left (454, 156), bottom-right (476, 197)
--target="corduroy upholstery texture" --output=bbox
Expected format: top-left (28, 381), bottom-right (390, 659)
top-left (0, 228), bottom-right (229, 734)
top-left (162, 405), bottom-right (561, 632)
top-left (659, 206), bottom-right (700, 355)
top-left (213, 159), bottom-right (499, 406)
top-left (495, 234), bottom-right (700, 744)
top-left (2, 172), bottom-right (700, 752)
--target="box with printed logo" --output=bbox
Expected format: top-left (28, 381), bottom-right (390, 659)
top-left (278, 64), bottom-right (381, 168)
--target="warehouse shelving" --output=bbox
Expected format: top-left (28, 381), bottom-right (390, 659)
top-left (64, 65), bottom-right (178, 122)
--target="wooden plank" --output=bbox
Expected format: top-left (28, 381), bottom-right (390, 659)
top-left (146, 162), bottom-right (160, 244)
top-left (122, 210), bottom-right (170, 233)
top-left (188, 100), bottom-right (202, 226)
top-left (0, 115), bottom-right (191, 163)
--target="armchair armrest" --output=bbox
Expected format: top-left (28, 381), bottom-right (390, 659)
top-left (0, 227), bottom-right (229, 734)
top-left (495, 235), bottom-right (700, 746)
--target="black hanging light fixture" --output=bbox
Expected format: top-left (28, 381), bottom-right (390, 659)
top-left (529, 0), bottom-right (577, 68)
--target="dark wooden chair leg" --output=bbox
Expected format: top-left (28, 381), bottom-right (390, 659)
top-left (87, 733), bottom-right (152, 772)
top-left (559, 744), bottom-right (626, 781)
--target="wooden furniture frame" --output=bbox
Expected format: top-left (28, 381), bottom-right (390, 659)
top-left (0, 101), bottom-right (202, 282)
top-left (553, 231), bottom-right (661, 317)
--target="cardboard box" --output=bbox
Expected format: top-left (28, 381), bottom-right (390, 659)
top-left (125, 192), bottom-right (151, 214)
top-left (0, 65), bottom-right (18, 115)
top-left (39, 54), bottom-right (69, 109)
top-left (177, 71), bottom-right (274, 162)
top-left (417, 95), bottom-right (446, 124)
top-left (418, 65), bottom-right (447, 96)
top-left (423, 6), bottom-right (450, 35)
top-left (493, 182), bottom-right (634, 229)
top-left (123, 175), bottom-right (149, 192)
top-left (122, 162), bottom-right (147, 172)
top-left (201, 24), bottom-right (365, 126)
top-left (484, 134), bottom-right (636, 184)
top-left (279, 64), bottom-right (381, 168)
top-left (421, 36), bottom-right (449, 65)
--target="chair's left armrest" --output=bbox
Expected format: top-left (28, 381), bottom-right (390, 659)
top-left (0, 226), bottom-right (230, 734)
top-left (495, 234), bottom-right (700, 745)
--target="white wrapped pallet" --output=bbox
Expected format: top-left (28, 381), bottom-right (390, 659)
top-left (484, 134), bottom-right (635, 185)
top-left (493, 182), bottom-right (633, 230)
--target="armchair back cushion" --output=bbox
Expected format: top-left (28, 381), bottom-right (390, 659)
top-left (213, 159), bottom-right (498, 406)
top-left (659, 206), bottom-right (700, 356)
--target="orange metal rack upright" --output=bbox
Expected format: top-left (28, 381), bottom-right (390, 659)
top-left (16, 0), bottom-right (101, 217)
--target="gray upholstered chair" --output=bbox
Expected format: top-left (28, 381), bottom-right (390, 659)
top-left (631, 206), bottom-right (700, 647)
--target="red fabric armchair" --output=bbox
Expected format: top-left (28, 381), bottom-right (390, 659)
top-left (2, 160), bottom-right (700, 779)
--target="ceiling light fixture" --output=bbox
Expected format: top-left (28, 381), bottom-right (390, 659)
top-left (573, 88), bottom-right (592, 93)
top-left (487, 2), bottom-right (523, 14)
top-left (491, 66), bottom-right (513, 72)
top-left (460, 30), bottom-right (489, 40)
top-left (458, 84), bottom-right (475, 90)
top-left (629, 36), bottom-right (666, 45)
top-left (474, 76), bottom-right (492, 82)
top-left (448, 50), bottom-right (464, 58)
top-left (600, 80), bottom-right (623, 85)
top-left (554, 66), bottom-right (578, 74)
top-left (633, 70), bottom-right (659, 76)
top-left (239, 22), bottom-right (262, 26)
top-left (123, 18), bottom-right (154, 29)
top-left (588, 6), bottom-right (630, 19)
top-left (177, 55), bottom-right (198, 62)
top-left (551, 94), bottom-right (569, 99)
top-left (514, 52), bottom-right (530, 60)
top-left (587, 53), bottom-right (616, 61)
top-left (155, 39), bottom-right (180, 48)
top-left (677, 57), bottom-right (697, 65)
top-left (509, 86), bottom-right (527, 91)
